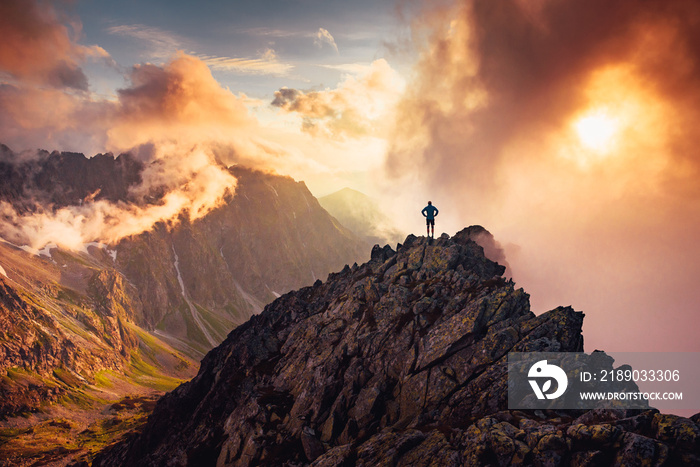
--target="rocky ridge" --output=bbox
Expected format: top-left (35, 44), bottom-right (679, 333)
top-left (93, 227), bottom-right (700, 466)
top-left (0, 145), bottom-right (143, 211)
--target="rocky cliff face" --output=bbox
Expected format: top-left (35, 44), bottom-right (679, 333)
top-left (93, 227), bottom-right (700, 466)
top-left (0, 239), bottom-right (188, 420)
top-left (0, 274), bottom-right (130, 417)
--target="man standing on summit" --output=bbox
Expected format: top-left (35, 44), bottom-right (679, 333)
top-left (421, 201), bottom-right (439, 238)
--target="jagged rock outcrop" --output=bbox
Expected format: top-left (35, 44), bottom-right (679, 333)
top-left (0, 145), bottom-right (143, 211)
top-left (94, 227), bottom-right (699, 466)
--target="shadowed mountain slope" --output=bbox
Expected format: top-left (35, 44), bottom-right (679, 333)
top-left (113, 166), bottom-right (367, 356)
top-left (94, 227), bottom-right (700, 466)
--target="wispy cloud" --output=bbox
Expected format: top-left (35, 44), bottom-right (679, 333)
top-left (321, 63), bottom-right (373, 75)
top-left (106, 24), bottom-right (184, 60)
top-left (237, 27), bottom-right (299, 38)
top-left (237, 26), bottom-right (340, 56)
top-left (198, 49), bottom-right (293, 76)
top-left (314, 28), bottom-right (339, 54)
top-left (108, 25), bottom-right (293, 76)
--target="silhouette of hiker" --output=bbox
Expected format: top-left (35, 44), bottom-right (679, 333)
top-left (421, 201), bottom-right (439, 238)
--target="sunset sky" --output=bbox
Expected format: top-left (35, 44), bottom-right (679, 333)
top-left (1, 0), bottom-right (700, 353)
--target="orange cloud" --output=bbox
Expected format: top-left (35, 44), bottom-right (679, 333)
top-left (0, 84), bottom-right (113, 156)
top-left (388, 0), bottom-right (700, 198)
top-left (271, 59), bottom-right (404, 139)
top-left (0, 51), bottom-right (267, 249)
top-left (0, 49), bottom-right (265, 160)
top-left (0, 0), bottom-right (108, 90)
top-left (383, 0), bottom-right (700, 352)
top-left (107, 52), bottom-right (259, 153)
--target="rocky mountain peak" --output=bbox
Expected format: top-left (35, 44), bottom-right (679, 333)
top-left (93, 227), bottom-right (700, 466)
top-left (0, 147), bottom-right (143, 211)
top-left (91, 227), bottom-right (579, 464)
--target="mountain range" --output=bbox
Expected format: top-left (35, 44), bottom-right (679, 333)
top-left (0, 146), bottom-right (367, 464)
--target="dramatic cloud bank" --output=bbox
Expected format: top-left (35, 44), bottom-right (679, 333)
top-left (0, 0), bottom-right (109, 90)
top-left (385, 0), bottom-right (700, 351)
top-left (0, 2), bottom-right (261, 250)
top-left (108, 53), bottom-right (259, 152)
top-left (0, 1), bottom-right (403, 251)
top-left (0, 49), bottom-right (255, 248)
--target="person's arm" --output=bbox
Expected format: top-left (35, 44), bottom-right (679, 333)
top-left (421, 207), bottom-right (427, 217)
top-left (434, 207), bottom-right (439, 216)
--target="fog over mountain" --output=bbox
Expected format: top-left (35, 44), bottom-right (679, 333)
top-left (319, 187), bottom-right (405, 249)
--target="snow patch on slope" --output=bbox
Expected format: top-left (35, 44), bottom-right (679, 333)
top-left (267, 183), bottom-right (279, 197)
top-left (172, 244), bottom-right (218, 347)
top-left (83, 242), bottom-right (117, 262)
top-left (0, 237), bottom-right (56, 259)
top-left (233, 280), bottom-right (265, 315)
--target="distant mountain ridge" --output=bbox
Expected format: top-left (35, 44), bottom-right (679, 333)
top-left (318, 187), bottom-right (404, 248)
top-left (0, 144), bottom-right (144, 211)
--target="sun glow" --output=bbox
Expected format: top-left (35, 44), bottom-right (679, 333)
top-left (574, 110), bottom-right (619, 152)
